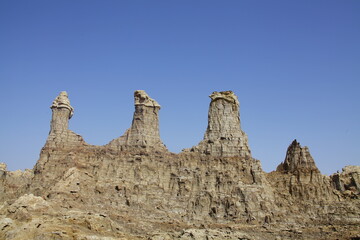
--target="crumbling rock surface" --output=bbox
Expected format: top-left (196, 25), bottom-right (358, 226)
top-left (0, 163), bottom-right (33, 203)
top-left (331, 166), bottom-right (360, 197)
top-left (0, 90), bottom-right (359, 240)
top-left (186, 91), bottom-right (251, 157)
top-left (276, 139), bottom-right (319, 173)
top-left (108, 90), bottom-right (166, 150)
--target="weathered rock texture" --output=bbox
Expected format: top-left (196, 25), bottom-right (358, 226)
top-left (50, 91), bottom-right (74, 133)
top-left (31, 92), bottom-right (87, 195)
top-left (187, 91), bottom-right (251, 157)
top-left (108, 90), bottom-right (166, 150)
top-left (331, 166), bottom-right (360, 197)
top-left (276, 139), bottom-right (318, 173)
top-left (0, 90), bottom-right (359, 240)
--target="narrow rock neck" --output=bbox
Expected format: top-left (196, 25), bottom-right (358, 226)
top-left (205, 98), bottom-right (242, 141)
top-left (188, 91), bottom-right (251, 157)
top-left (125, 104), bottom-right (164, 147)
top-left (50, 108), bottom-right (71, 133)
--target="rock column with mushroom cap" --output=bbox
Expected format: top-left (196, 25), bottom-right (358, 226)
top-left (189, 91), bottom-right (251, 157)
top-left (49, 91), bottom-right (74, 134)
top-left (46, 91), bottom-right (84, 146)
top-left (109, 90), bottom-right (166, 149)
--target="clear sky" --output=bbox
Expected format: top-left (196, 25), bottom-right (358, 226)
top-left (0, 0), bottom-right (359, 175)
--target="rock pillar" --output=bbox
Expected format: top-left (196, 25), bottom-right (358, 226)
top-left (49, 91), bottom-right (74, 133)
top-left (189, 91), bottom-right (251, 157)
top-left (126, 90), bottom-right (162, 146)
top-left (109, 90), bottom-right (166, 149)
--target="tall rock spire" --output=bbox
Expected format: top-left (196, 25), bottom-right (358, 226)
top-left (49, 91), bottom-right (74, 133)
top-left (109, 90), bottom-right (166, 149)
top-left (189, 91), bottom-right (251, 157)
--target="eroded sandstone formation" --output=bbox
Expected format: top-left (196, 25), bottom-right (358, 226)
top-left (108, 90), bottom-right (166, 150)
top-left (0, 90), bottom-right (359, 240)
top-left (50, 91), bottom-right (74, 133)
top-left (331, 165), bottom-right (360, 197)
top-left (276, 139), bottom-right (319, 173)
top-left (187, 91), bottom-right (251, 157)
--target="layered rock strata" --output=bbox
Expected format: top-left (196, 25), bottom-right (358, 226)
top-left (31, 91), bottom-right (86, 195)
top-left (49, 91), bottom-right (74, 133)
top-left (187, 91), bottom-right (251, 157)
top-left (0, 163), bottom-right (33, 203)
top-left (331, 165), bottom-right (360, 197)
top-left (108, 90), bottom-right (166, 150)
top-left (267, 140), bottom-right (359, 229)
top-left (0, 90), bottom-right (359, 240)
top-left (276, 139), bottom-right (319, 173)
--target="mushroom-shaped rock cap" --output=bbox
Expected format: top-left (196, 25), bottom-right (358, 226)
top-left (209, 91), bottom-right (239, 106)
top-left (50, 91), bottom-right (74, 119)
top-left (134, 90), bottom-right (161, 108)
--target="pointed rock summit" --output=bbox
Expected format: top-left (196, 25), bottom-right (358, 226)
top-left (276, 139), bottom-right (319, 173)
top-left (109, 90), bottom-right (166, 149)
top-left (189, 91), bottom-right (250, 157)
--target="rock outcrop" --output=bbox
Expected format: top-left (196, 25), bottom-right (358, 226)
top-left (50, 91), bottom-right (74, 133)
top-left (0, 90), bottom-right (359, 240)
top-left (267, 140), bottom-right (360, 231)
top-left (0, 163), bottom-right (33, 203)
top-left (31, 91), bottom-right (86, 195)
top-left (108, 90), bottom-right (166, 149)
top-left (276, 139), bottom-right (319, 173)
top-left (187, 91), bottom-right (251, 157)
top-left (331, 165), bottom-right (360, 197)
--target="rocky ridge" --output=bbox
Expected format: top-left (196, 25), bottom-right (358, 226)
top-left (0, 90), bottom-right (359, 240)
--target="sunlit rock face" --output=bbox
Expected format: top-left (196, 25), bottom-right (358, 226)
top-left (0, 90), bottom-right (359, 240)
top-left (108, 90), bottom-right (166, 150)
top-left (187, 91), bottom-right (251, 157)
top-left (276, 139), bottom-right (319, 173)
top-left (32, 91), bottom-right (86, 195)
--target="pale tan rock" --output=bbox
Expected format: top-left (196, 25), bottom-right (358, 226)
top-left (276, 139), bottom-right (319, 173)
top-left (50, 91), bottom-right (74, 118)
top-left (108, 90), bottom-right (166, 149)
top-left (0, 163), bottom-right (6, 172)
top-left (134, 90), bottom-right (161, 108)
top-left (0, 167), bottom-right (33, 203)
top-left (186, 91), bottom-right (250, 157)
top-left (8, 194), bottom-right (49, 213)
top-left (0, 90), bottom-right (359, 240)
top-left (331, 165), bottom-right (360, 195)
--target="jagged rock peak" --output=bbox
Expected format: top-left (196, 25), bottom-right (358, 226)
top-left (134, 90), bottom-right (161, 108)
top-left (187, 90), bottom-right (251, 157)
top-left (50, 91), bottom-right (74, 119)
top-left (277, 139), bottom-right (319, 173)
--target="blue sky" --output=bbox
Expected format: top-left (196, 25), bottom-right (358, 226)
top-left (0, 0), bottom-right (359, 175)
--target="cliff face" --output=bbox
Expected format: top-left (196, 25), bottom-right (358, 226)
top-left (0, 91), bottom-right (359, 240)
